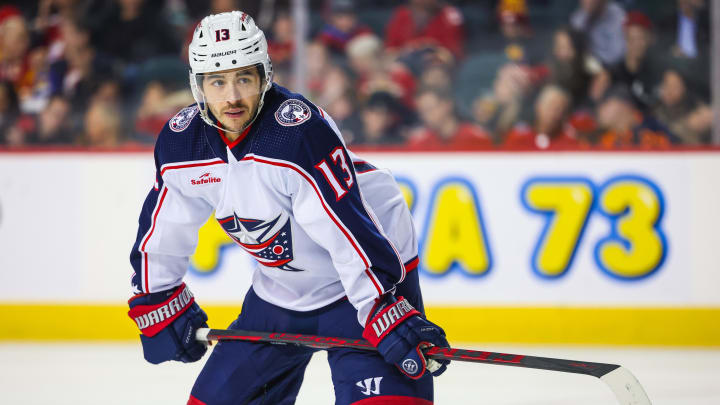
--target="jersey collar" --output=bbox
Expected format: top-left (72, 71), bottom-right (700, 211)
top-left (216, 124), bottom-right (252, 149)
top-left (202, 110), bottom-right (254, 163)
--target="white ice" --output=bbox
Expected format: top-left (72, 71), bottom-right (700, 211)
top-left (1, 343), bottom-right (718, 404)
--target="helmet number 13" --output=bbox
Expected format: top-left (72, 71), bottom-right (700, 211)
top-left (215, 29), bottom-right (230, 42)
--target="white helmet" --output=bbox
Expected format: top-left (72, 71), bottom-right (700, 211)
top-left (188, 11), bottom-right (273, 132)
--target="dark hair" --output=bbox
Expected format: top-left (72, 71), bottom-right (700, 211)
top-left (554, 26), bottom-right (588, 63)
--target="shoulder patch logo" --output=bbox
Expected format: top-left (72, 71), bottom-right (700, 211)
top-left (169, 106), bottom-right (199, 132)
top-left (275, 99), bottom-right (311, 126)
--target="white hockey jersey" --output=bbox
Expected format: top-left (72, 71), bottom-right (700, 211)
top-left (130, 84), bottom-right (418, 326)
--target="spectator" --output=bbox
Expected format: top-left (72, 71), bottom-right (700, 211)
top-left (134, 80), bottom-right (193, 142)
top-left (504, 85), bottom-right (582, 149)
top-left (33, 0), bottom-right (90, 64)
top-left (668, 104), bottom-right (712, 145)
top-left (652, 67), bottom-right (710, 144)
top-left (470, 63), bottom-right (534, 142)
top-left (385, 0), bottom-right (465, 60)
top-left (19, 46), bottom-right (52, 114)
top-left (313, 63), bottom-right (352, 114)
top-left (356, 91), bottom-right (411, 146)
top-left (0, 80), bottom-right (20, 139)
top-left (270, 64), bottom-right (292, 90)
top-left (25, 94), bottom-right (74, 145)
top-left (494, 0), bottom-right (543, 65)
top-left (97, 0), bottom-right (178, 66)
top-left (316, 0), bottom-right (372, 56)
top-left (408, 87), bottom-right (492, 149)
top-left (90, 77), bottom-right (122, 106)
top-left (315, 65), bottom-right (362, 143)
top-left (596, 86), bottom-right (676, 148)
top-left (545, 26), bottom-right (600, 106)
top-left (48, 17), bottom-right (112, 118)
top-left (604, 11), bottom-right (661, 110)
top-left (305, 41), bottom-right (332, 101)
top-left (346, 34), bottom-right (416, 108)
top-left (570, 0), bottom-right (626, 66)
top-left (453, 0), bottom-right (538, 121)
top-left (0, 8), bottom-right (31, 90)
top-left (418, 63), bottom-right (453, 93)
top-left (81, 100), bottom-right (123, 148)
top-left (267, 10), bottom-right (294, 68)
top-left (657, 0), bottom-right (709, 59)
top-left (0, 9), bottom-right (54, 115)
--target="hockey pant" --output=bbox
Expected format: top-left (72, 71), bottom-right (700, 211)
top-left (189, 269), bottom-right (433, 405)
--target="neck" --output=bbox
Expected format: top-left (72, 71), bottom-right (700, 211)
top-left (615, 114), bottom-right (636, 132)
top-left (625, 55), bottom-right (641, 72)
top-left (536, 121), bottom-right (560, 136)
top-left (437, 118), bottom-right (458, 139)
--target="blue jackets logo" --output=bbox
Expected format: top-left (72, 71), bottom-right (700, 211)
top-left (217, 211), bottom-right (302, 271)
top-left (275, 99), bottom-right (311, 126)
top-left (169, 105), bottom-right (199, 132)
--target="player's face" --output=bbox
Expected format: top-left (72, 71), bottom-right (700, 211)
top-left (201, 66), bottom-right (263, 132)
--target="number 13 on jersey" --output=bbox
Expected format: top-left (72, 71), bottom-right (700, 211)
top-left (314, 147), bottom-right (354, 201)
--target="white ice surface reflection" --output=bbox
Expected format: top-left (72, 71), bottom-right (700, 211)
top-left (1, 343), bottom-right (718, 404)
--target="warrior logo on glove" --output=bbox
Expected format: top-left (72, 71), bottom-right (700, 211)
top-left (402, 359), bottom-right (419, 374)
top-left (128, 284), bottom-right (196, 337)
top-left (367, 298), bottom-right (418, 342)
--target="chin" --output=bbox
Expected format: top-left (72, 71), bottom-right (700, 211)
top-left (221, 118), bottom-right (248, 133)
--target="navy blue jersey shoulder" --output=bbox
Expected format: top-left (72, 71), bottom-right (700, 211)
top-left (155, 105), bottom-right (217, 167)
top-left (247, 84), bottom-right (339, 163)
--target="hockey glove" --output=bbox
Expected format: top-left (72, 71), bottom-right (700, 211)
top-left (127, 283), bottom-right (209, 364)
top-left (362, 294), bottom-right (450, 379)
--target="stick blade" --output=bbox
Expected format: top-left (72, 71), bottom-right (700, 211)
top-left (600, 366), bottom-right (652, 405)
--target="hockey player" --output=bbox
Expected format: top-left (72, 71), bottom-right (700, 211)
top-left (128, 11), bottom-right (450, 405)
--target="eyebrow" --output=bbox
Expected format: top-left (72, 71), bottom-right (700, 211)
top-left (206, 71), bottom-right (256, 80)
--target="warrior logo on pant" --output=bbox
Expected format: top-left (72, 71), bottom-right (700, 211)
top-left (356, 377), bottom-right (383, 396)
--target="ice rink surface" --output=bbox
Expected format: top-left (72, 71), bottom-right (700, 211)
top-left (2, 343), bottom-right (719, 404)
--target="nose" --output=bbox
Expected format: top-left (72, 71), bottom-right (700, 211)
top-left (229, 82), bottom-right (244, 101)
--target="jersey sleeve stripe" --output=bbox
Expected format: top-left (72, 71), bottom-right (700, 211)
top-left (240, 154), bottom-right (377, 286)
top-left (352, 161), bottom-right (377, 174)
top-left (364, 269), bottom-right (383, 296)
top-left (404, 256), bottom-right (419, 273)
top-left (139, 186), bottom-right (169, 293)
top-left (160, 158), bottom-right (225, 176)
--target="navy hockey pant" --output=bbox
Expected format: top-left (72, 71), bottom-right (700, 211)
top-left (188, 270), bottom-right (433, 405)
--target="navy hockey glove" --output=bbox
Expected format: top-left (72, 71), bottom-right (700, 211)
top-left (127, 283), bottom-right (209, 364)
top-left (362, 294), bottom-right (450, 379)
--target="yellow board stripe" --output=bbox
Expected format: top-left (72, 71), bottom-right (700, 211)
top-left (1, 304), bottom-right (719, 346)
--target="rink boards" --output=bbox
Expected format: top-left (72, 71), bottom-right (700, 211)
top-left (0, 150), bottom-right (719, 345)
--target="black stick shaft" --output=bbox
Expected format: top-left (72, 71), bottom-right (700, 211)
top-left (201, 328), bottom-right (620, 378)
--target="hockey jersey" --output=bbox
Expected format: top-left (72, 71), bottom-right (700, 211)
top-left (130, 84), bottom-right (418, 326)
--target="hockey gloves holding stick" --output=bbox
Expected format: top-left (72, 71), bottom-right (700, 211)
top-left (363, 294), bottom-right (450, 379)
top-left (128, 283), bottom-right (209, 364)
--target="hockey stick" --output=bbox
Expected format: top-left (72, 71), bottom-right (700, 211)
top-left (196, 328), bottom-right (651, 405)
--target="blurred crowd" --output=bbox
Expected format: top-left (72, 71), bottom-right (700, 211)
top-left (0, 0), bottom-right (713, 150)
